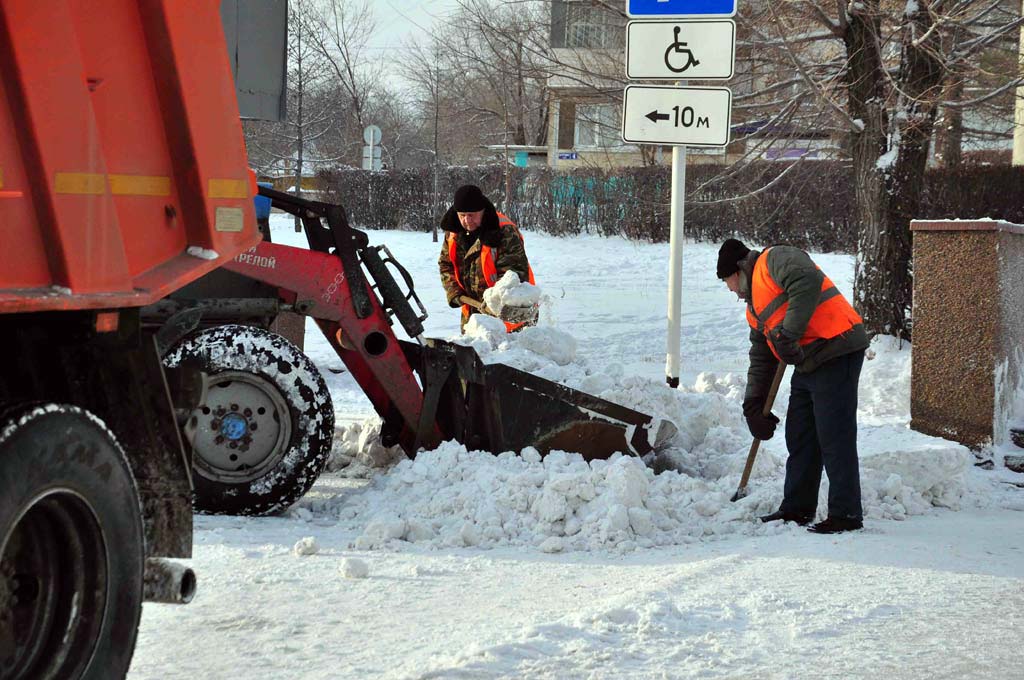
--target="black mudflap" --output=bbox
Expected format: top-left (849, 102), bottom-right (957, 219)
top-left (402, 339), bottom-right (676, 461)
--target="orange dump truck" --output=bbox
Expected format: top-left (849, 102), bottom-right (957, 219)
top-left (1, 2), bottom-right (674, 676)
top-left (0, 2), bottom-right (264, 676)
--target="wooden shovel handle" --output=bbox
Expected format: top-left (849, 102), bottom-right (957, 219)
top-left (736, 362), bottom-right (788, 492)
top-left (459, 295), bottom-right (485, 310)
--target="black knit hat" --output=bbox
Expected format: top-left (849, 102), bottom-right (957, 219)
top-left (717, 238), bottom-right (751, 279)
top-left (452, 184), bottom-right (487, 212)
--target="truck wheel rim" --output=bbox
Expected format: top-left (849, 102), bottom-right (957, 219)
top-left (1, 490), bottom-right (107, 678)
top-left (184, 370), bottom-right (293, 484)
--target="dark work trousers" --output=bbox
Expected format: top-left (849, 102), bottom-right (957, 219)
top-left (781, 349), bottom-right (865, 520)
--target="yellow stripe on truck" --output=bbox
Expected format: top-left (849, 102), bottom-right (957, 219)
top-left (208, 179), bottom-right (248, 199)
top-left (55, 172), bottom-right (106, 195)
top-left (109, 174), bottom-right (171, 196)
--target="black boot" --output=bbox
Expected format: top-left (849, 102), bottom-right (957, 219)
top-left (759, 510), bottom-right (814, 525)
top-left (807, 517), bottom-right (863, 534)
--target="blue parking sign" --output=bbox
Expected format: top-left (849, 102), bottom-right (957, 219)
top-left (627, 0), bottom-right (736, 18)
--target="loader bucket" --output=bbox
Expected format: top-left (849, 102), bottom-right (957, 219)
top-left (402, 339), bottom-right (677, 461)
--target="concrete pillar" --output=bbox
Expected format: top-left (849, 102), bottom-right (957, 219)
top-left (547, 98), bottom-right (560, 168)
top-left (910, 220), bottom-right (1024, 449)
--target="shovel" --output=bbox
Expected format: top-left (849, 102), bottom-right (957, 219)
top-left (730, 362), bottom-right (787, 502)
top-left (459, 295), bottom-right (538, 325)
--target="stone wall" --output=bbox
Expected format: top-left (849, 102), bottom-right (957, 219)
top-left (910, 220), bottom-right (1024, 449)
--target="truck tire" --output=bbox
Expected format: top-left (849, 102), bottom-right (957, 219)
top-left (166, 325), bottom-right (334, 516)
top-left (0, 404), bottom-right (144, 680)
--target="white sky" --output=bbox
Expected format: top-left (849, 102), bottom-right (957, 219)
top-left (366, 0), bottom-right (463, 51)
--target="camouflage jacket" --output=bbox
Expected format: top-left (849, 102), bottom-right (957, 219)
top-left (437, 201), bottom-right (531, 310)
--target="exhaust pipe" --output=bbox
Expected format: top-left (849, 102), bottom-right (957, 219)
top-left (143, 558), bottom-right (197, 604)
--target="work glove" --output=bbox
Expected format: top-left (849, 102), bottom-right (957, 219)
top-left (742, 396), bottom-right (780, 441)
top-left (746, 411), bottom-right (780, 441)
top-left (769, 326), bottom-right (805, 366)
top-left (448, 289), bottom-right (467, 308)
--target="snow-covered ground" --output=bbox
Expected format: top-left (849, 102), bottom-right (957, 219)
top-left (129, 215), bottom-right (1024, 679)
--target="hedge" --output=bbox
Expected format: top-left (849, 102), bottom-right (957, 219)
top-left (317, 163), bottom-right (1024, 253)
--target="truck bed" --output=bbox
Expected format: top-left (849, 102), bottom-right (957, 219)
top-left (0, 0), bottom-right (260, 313)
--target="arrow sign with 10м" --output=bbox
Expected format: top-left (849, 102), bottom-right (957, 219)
top-left (622, 85), bottom-right (732, 147)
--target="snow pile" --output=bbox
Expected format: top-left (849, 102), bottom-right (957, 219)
top-left (462, 313), bottom-right (508, 347)
top-left (858, 426), bottom-right (972, 517)
top-left (315, 425), bottom-right (974, 553)
top-left (452, 320), bottom-right (618, 392)
top-left (516, 327), bottom-right (577, 366)
top-left (334, 445), bottom-right (733, 552)
top-left (482, 271), bottom-right (540, 316)
top-left (455, 318), bottom-right (577, 367)
top-left (305, 326), bottom-right (982, 552)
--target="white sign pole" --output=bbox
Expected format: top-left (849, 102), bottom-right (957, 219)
top-left (665, 80), bottom-right (687, 389)
top-left (621, 10), bottom-right (735, 388)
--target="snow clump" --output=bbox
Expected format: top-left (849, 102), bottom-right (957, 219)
top-left (186, 246), bottom-right (219, 260)
top-left (293, 536), bottom-right (320, 556)
top-left (340, 557), bottom-right (369, 579)
top-left (482, 271), bottom-right (540, 316)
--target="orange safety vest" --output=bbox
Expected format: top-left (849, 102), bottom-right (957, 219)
top-left (448, 212), bottom-right (536, 332)
top-left (745, 247), bottom-right (862, 360)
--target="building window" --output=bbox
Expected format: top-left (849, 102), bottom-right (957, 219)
top-left (565, 2), bottom-right (621, 49)
top-left (575, 104), bottom-right (622, 148)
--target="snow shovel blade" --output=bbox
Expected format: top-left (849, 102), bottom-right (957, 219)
top-left (404, 339), bottom-right (676, 461)
top-left (459, 295), bottom-right (537, 325)
top-left (498, 304), bottom-right (538, 325)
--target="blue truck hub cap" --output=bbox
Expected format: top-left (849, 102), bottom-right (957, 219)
top-left (220, 413), bottom-right (248, 441)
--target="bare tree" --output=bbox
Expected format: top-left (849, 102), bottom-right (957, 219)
top-left (303, 0), bottom-right (383, 164)
top-left (535, 0), bottom-right (1020, 338)
top-left (244, 0), bottom-right (338, 225)
top-left (400, 0), bottom-right (552, 176)
top-left (727, 0), bottom-right (1022, 339)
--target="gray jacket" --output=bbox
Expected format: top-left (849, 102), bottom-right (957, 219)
top-left (742, 246), bottom-right (869, 404)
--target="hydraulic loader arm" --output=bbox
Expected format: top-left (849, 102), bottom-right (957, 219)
top-left (224, 187), bottom-right (439, 454)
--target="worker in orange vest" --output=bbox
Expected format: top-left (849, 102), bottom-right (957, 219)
top-left (718, 238), bottom-right (869, 534)
top-left (438, 185), bottom-right (535, 332)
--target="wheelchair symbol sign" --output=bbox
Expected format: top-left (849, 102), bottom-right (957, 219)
top-left (626, 20), bottom-right (735, 81)
top-left (665, 26), bottom-right (701, 73)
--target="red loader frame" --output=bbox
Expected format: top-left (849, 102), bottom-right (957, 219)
top-left (222, 186), bottom-right (675, 461)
